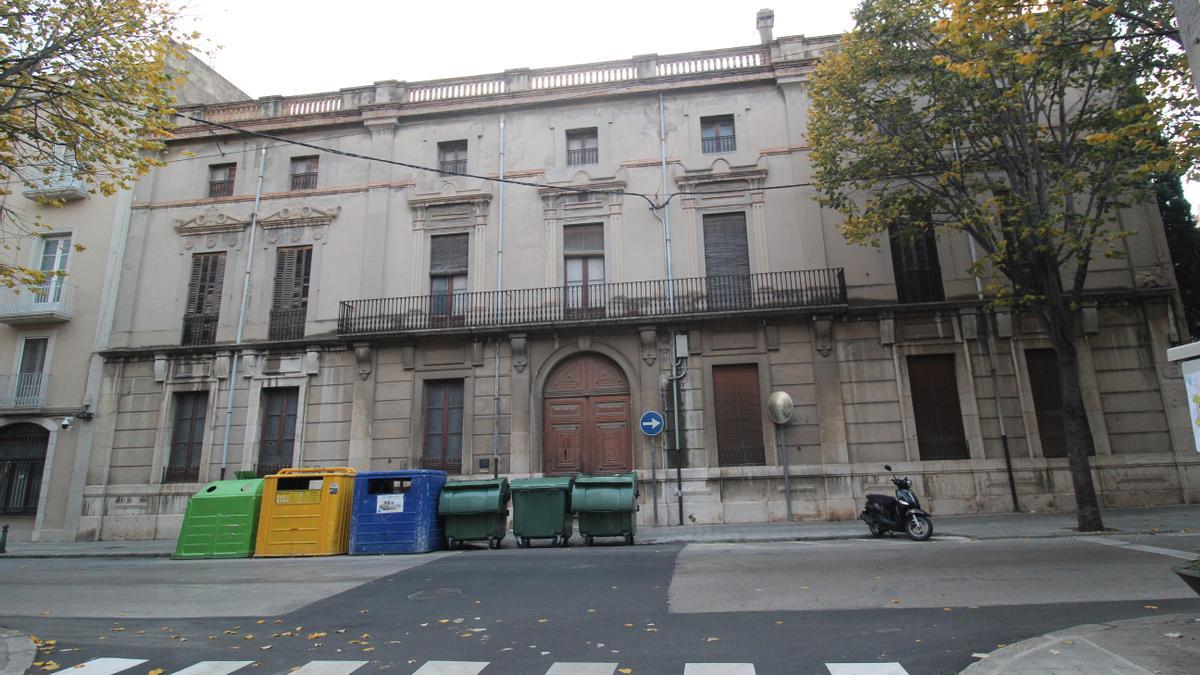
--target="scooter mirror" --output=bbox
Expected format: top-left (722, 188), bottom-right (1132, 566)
top-left (884, 464), bottom-right (892, 471)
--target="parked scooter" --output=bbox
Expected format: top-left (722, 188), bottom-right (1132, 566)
top-left (859, 465), bottom-right (933, 541)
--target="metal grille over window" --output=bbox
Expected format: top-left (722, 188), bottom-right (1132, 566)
top-left (889, 220), bottom-right (944, 303)
top-left (566, 128), bottom-right (599, 165)
top-left (438, 140), bottom-right (468, 175)
top-left (430, 234), bottom-right (469, 324)
top-left (269, 246), bottom-right (312, 341)
top-left (289, 156), bottom-right (319, 190)
top-left (0, 423), bottom-right (48, 515)
top-left (208, 163), bottom-right (235, 198)
top-left (701, 115), bottom-right (736, 154)
top-left (182, 252), bottom-right (226, 346)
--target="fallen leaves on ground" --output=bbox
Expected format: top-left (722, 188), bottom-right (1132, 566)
top-left (307, 632), bottom-right (327, 640)
top-left (148, 669), bottom-right (165, 675)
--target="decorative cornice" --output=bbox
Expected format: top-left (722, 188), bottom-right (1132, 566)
top-left (259, 205), bottom-right (341, 229)
top-left (174, 206), bottom-right (250, 235)
top-left (536, 179), bottom-right (627, 197)
top-left (674, 166), bottom-right (769, 190)
top-left (406, 191), bottom-right (493, 209)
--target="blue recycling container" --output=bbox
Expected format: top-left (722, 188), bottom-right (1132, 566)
top-left (349, 470), bottom-right (447, 555)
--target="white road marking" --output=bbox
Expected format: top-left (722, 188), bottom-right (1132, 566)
top-left (826, 664), bottom-right (909, 675)
top-left (1080, 536), bottom-right (1197, 560)
top-left (172, 661), bottom-right (254, 675)
top-left (288, 662), bottom-right (369, 675)
top-left (66, 659), bottom-right (148, 674)
top-left (683, 665), bottom-right (757, 674)
top-left (411, 662), bottom-right (490, 675)
top-left (545, 664), bottom-right (618, 675)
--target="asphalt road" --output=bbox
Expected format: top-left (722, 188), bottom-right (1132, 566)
top-left (2, 533), bottom-right (1198, 674)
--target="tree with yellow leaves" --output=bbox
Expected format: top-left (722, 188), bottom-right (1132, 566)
top-left (0, 0), bottom-right (194, 287)
top-left (809, 0), bottom-right (1194, 532)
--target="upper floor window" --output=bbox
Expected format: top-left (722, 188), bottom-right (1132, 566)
top-left (566, 128), bottom-right (598, 166)
top-left (701, 115), bottom-right (736, 154)
top-left (888, 219), bottom-right (944, 303)
top-left (182, 252), bottom-right (226, 346)
top-left (12, 337), bottom-right (48, 407)
top-left (438, 140), bottom-right (468, 175)
top-left (564, 223), bottom-right (605, 318)
top-left (269, 246), bottom-right (312, 341)
top-left (289, 156), bottom-right (319, 191)
top-left (37, 235), bottom-right (70, 304)
top-left (208, 163), bottom-right (236, 198)
top-left (429, 234), bottom-right (469, 324)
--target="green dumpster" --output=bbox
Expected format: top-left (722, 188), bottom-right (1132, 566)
top-left (438, 478), bottom-right (510, 549)
top-left (173, 478), bottom-right (265, 559)
top-left (572, 472), bottom-right (638, 546)
top-left (511, 476), bottom-right (574, 548)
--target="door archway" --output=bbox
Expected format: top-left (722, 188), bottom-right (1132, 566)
top-left (542, 353), bottom-right (632, 475)
top-left (0, 422), bottom-right (49, 515)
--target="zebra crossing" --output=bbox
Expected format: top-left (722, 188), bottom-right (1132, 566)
top-left (52, 658), bottom-right (912, 674)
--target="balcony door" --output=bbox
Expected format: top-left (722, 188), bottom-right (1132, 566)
top-left (430, 234), bottom-right (468, 326)
top-left (13, 337), bottom-right (47, 406)
top-left (702, 212), bottom-right (751, 309)
top-left (542, 353), bottom-right (631, 475)
top-left (37, 235), bottom-right (70, 304)
top-left (564, 224), bottom-right (605, 319)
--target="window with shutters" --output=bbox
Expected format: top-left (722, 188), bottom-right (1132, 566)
top-left (907, 354), bottom-right (970, 460)
top-left (889, 219), bottom-right (944, 303)
top-left (702, 212), bottom-right (752, 309)
top-left (208, 163), bottom-right (236, 198)
top-left (257, 387), bottom-right (298, 477)
top-left (701, 115), bottom-right (736, 154)
top-left (166, 391), bottom-right (207, 483)
top-left (438, 140), bottom-right (468, 175)
top-left (1024, 348), bottom-right (1082, 458)
top-left (566, 128), bottom-right (598, 165)
top-left (422, 379), bottom-right (464, 474)
top-left (269, 246), bottom-right (312, 341)
top-left (713, 364), bottom-right (765, 466)
top-left (430, 234), bottom-right (468, 326)
top-left (290, 156), bottom-right (319, 190)
top-left (563, 223), bottom-right (605, 319)
top-left (182, 252), bottom-right (226, 345)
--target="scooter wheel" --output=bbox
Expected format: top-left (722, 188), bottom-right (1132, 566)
top-left (868, 523), bottom-right (887, 538)
top-left (906, 514), bottom-right (933, 541)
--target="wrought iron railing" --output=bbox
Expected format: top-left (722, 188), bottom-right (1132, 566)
top-left (440, 159), bottom-right (467, 175)
top-left (567, 147), bottom-right (598, 165)
top-left (339, 268), bottom-right (846, 336)
top-left (0, 457), bottom-right (43, 514)
top-left (420, 456), bottom-right (463, 474)
top-left (182, 312), bottom-right (219, 346)
top-left (163, 466), bottom-right (201, 483)
top-left (269, 307), bottom-right (307, 341)
top-left (290, 172), bottom-right (318, 190)
top-left (702, 135), bottom-right (736, 154)
top-left (208, 179), bottom-right (234, 198)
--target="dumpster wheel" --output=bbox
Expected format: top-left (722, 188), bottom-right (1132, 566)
top-left (518, 537), bottom-right (530, 548)
top-left (584, 535), bottom-right (594, 546)
top-left (488, 537), bottom-right (500, 550)
top-left (624, 533), bottom-right (634, 546)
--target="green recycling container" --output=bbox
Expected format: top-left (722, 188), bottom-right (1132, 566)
top-left (572, 472), bottom-right (638, 546)
top-left (511, 476), bottom-right (574, 548)
top-left (438, 478), bottom-right (510, 549)
top-left (173, 478), bottom-right (265, 559)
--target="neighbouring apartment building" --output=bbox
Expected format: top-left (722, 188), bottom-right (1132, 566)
top-left (0, 52), bottom-right (247, 542)
top-left (6, 12), bottom-right (1195, 542)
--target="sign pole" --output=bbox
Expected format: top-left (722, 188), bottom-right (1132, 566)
top-left (651, 436), bottom-right (660, 526)
top-left (777, 424), bottom-right (792, 522)
top-left (639, 410), bottom-right (666, 526)
top-left (767, 391), bottom-right (795, 523)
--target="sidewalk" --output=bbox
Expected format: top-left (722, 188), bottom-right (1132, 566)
top-left (2, 503), bottom-right (1197, 558)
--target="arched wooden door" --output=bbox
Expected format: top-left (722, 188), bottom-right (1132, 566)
top-left (542, 353), bottom-right (632, 475)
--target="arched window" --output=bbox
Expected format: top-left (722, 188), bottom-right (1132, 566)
top-left (0, 423), bottom-right (49, 514)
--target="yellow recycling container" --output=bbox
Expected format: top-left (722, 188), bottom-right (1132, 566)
top-left (254, 467), bottom-right (357, 557)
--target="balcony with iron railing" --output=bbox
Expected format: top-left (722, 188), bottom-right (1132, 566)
top-left (269, 307), bottom-right (308, 341)
top-left (567, 147), bottom-right (598, 165)
top-left (439, 159), bottom-right (467, 175)
top-left (339, 268), bottom-right (846, 337)
top-left (0, 280), bottom-right (75, 325)
top-left (702, 134), bottom-right (737, 154)
top-left (182, 312), bottom-right (219, 346)
top-left (0, 373), bottom-right (49, 408)
top-left (290, 172), bottom-right (318, 190)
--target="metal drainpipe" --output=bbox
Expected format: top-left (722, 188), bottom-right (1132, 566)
top-left (659, 92), bottom-right (684, 525)
top-left (491, 115), bottom-right (505, 480)
top-left (219, 146), bottom-right (267, 479)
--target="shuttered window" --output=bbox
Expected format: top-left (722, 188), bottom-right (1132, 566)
top-left (889, 220), bottom-right (944, 303)
top-left (289, 156), bottom-right (318, 190)
top-left (430, 234), bottom-right (468, 320)
top-left (713, 364), bottom-right (765, 466)
top-left (257, 387), bottom-right (298, 477)
top-left (167, 391), bottom-right (207, 483)
top-left (703, 212), bottom-right (751, 308)
top-left (183, 252), bottom-right (225, 345)
top-left (1024, 348), bottom-right (1080, 458)
top-left (269, 246), bottom-right (312, 341)
top-left (423, 380), bottom-right (464, 474)
top-left (907, 354), bottom-right (970, 460)
top-left (564, 224), bottom-right (605, 317)
top-left (208, 163), bottom-right (235, 197)
top-left (438, 140), bottom-right (468, 175)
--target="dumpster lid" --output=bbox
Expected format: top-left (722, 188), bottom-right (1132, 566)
top-left (573, 472), bottom-right (637, 486)
top-left (274, 466), bottom-right (357, 477)
top-left (196, 478), bottom-right (264, 496)
top-left (444, 478), bottom-right (509, 491)
top-left (357, 469), bottom-right (447, 480)
top-left (511, 476), bottom-right (574, 491)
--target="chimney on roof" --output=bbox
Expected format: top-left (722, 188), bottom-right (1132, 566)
top-left (757, 8), bottom-right (775, 44)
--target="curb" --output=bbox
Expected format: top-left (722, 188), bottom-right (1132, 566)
top-left (0, 629), bottom-right (35, 675)
top-left (0, 551), bottom-right (172, 560)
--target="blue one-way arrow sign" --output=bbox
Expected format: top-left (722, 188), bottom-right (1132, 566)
top-left (640, 410), bottom-right (665, 437)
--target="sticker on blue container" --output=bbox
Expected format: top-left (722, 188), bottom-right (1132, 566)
top-left (376, 493), bottom-right (405, 514)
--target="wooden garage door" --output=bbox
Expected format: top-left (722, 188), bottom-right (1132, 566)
top-left (543, 354), bottom-right (632, 475)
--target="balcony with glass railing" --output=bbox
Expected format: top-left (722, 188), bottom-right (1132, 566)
top-left (0, 280), bottom-right (75, 325)
top-left (339, 268), bottom-right (847, 337)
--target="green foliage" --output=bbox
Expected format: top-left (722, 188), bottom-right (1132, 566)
top-left (1155, 170), bottom-right (1200, 337)
top-left (808, 0), bottom-right (1185, 317)
top-left (0, 0), bottom-right (195, 287)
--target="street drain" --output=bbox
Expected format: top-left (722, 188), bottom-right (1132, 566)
top-left (407, 587), bottom-right (462, 600)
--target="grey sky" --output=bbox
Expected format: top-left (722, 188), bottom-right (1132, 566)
top-left (178, 1), bottom-right (861, 98)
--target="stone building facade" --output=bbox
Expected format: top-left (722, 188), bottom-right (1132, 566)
top-left (22, 19), bottom-right (1195, 541)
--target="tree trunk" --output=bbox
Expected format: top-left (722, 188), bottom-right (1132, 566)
top-left (1045, 315), bottom-right (1106, 532)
